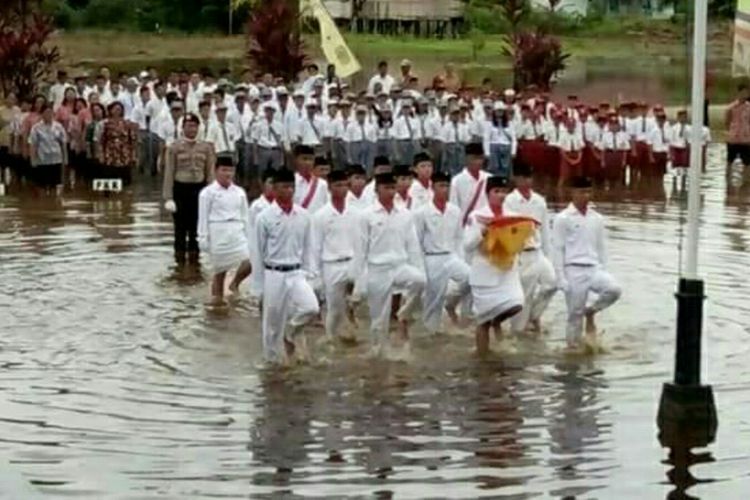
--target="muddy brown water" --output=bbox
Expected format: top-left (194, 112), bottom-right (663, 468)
top-left (1, 145), bottom-right (750, 498)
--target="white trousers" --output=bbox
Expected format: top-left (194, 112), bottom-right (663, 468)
top-left (510, 249), bottom-right (557, 334)
top-left (262, 270), bottom-right (320, 362)
top-left (321, 260), bottom-right (353, 338)
top-left (422, 254), bottom-right (470, 334)
top-left (366, 262), bottom-right (426, 345)
top-left (564, 265), bottom-right (621, 344)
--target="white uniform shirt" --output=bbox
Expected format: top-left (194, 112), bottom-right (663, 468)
top-left (293, 115), bottom-right (325, 146)
top-left (310, 202), bottom-right (362, 276)
top-left (552, 203), bottom-right (607, 275)
top-left (197, 181), bottom-right (249, 247)
top-left (367, 74), bottom-right (395, 95)
top-left (252, 119), bottom-right (285, 148)
top-left (144, 98), bottom-right (167, 132)
top-left (543, 121), bottom-right (563, 146)
top-left (294, 173), bottom-right (329, 213)
top-left (626, 116), bottom-right (656, 142)
top-left (483, 122), bottom-right (517, 156)
top-left (413, 201), bottom-right (464, 257)
top-left (206, 120), bottom-right (240, 154)
top-left (647, 123), bottom-right (671, 153)
top-left (346, 190), bottom-right (372, 211)
top-left (558, 128), bottom-right (584, 152)
top-left (449, 168), bottom-right (490, 226)
top-left (49, 83), bottom-right (69, 110)
top-left (253, 202), bottom-right (313, 290)
top-left (392, 116), bottom-right (422, 141)
top-left (354, 202), bottom-right (423, 268)
top-left (503, 189), bottom-right (550, 253)
top-left (439, 120), bottom-right (471, 144)
top-left (344, 120), bottom-right (377, 143)
top-left (130, 101), bottom-right (151, 131)
top-left (583, 119), bottom-right (603, 145)
top-left (408, 179), bottom-right (433, 211)
top-left (598, 130), bottom-right (631, 151)
top-left (156, 116), bottom-right (184, 146)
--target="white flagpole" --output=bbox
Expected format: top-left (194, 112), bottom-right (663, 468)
top-left (684, 0), bottom-right (708, 279)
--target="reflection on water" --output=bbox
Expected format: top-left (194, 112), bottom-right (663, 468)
top-left (1, 145), bottom-right (750, 498)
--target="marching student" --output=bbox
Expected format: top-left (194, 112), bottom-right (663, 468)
top-left (162, 113), bottom-right (215, 265)
top-left (346, 163), bottom-right (371, 211)
top-left (463, 176), bottom-right (524, 356)
top-left (253, 167), bottom-right (320, 364)
top-left (408, 152), bottom-right (434, 210)
top-left (361, 155), bottom-right (392, 206)
top-left (449, 143), bottom-right (490, 228)
top-left (313, 155), bottom-right (331, 181)
top-left (311, 169), bottom-right (362, 341)
top-left (197, 156), bottom-right (252, 306)
top-left (247, 168), bottom-right (276, 297)
top-left (393, 163), bottom-right (415, 210)
top-left (552, 176), bottom-right (621, 351)
top-left (413, 171), bottom-right (470, 335)
top-left (292, 144), bottom-right (329, 213)
top-left (503, 163), bottom-right (557, 335)
top-left (352, 172), bottom-right (426, 357)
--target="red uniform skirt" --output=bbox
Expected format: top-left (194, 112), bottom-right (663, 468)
top-left (518, 139), bottom-right (546, 173)
top-left (631, 141), bottom-right (651, 172)
top-left (671, 146), bottom-right (689, 168)
top-left (602, 150), bottom-right (627, 182)
top-left (652, 152), bottom-right (668, 176)
top-left (583, 143), bottom-right (601, 179)
top-left (559, 150), bottom-right (583, 184)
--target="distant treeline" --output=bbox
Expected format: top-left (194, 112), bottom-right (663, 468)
top-left (43, 0), bottom-right (250, 32)
top-left (41, 0), bottom-right (738, 34)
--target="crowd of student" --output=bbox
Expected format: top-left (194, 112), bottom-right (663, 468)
top-left (0, 59), bottom-right (715, 196)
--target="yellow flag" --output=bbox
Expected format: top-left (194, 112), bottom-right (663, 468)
top-left (481, 216), bottom-right (537, 270)
top-left (303, 0), bottom-right (361, 78)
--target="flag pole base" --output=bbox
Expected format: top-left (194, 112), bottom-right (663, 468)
top-left (657, 383), bottom-right (717, 448)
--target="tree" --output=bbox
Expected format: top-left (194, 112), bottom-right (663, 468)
top-left (0, 1), bottom-right (60, 100)
top-left (246, 0), bottom-right (308, 81)
top-left (502, 30), bottom-right (569, 91)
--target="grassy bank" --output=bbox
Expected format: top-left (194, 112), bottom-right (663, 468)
top-left (55, 24), bottom-right (732, 69)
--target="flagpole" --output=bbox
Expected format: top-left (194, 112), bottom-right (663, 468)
top-left (657, 0), bottom-right (717, 449)
top-left (229, 0), bottom-right (233, 36)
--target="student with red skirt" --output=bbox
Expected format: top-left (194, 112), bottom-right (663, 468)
top-left (557, 117), bottom-right (584, 188)
top-left (647, 111), bottom-right (671, 177)
top-left (598, 115), bottom-right (631, 186)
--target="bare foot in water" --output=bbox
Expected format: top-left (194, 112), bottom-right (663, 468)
top-left (585, 311), bottom-right (597, 336)
top-left (445, 304), bottom-right (460, 326)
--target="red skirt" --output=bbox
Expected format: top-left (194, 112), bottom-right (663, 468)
top-left (518, 139), bottom-right (546, 173)
top-left (559, 151), bottom-right (583, 184)
top-left (630, 141), bottom-right (651, 171)
top-left (583, 144), bottom-right (601, 179)
top-left (652, 152), bottom-right (668, 176)
top-left (602, 150), bottom-right (627, 181)
top-left (542, 144), bottom-right (561, 177)
top-left (671, 147), bottom-right (689, 168)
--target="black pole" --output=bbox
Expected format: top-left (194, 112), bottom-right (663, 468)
top-left (674, 278), bottom-right (703, 386)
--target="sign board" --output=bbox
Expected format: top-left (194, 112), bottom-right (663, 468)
top-left (92, 178), bottom-right (123, 192)
top-left (734, 0), bottom-right (750, 77)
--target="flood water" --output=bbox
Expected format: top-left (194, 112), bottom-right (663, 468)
top-left (2, 145), bottom-right (750, 499)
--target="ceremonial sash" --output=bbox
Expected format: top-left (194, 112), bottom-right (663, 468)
top-left (462, 177), bottom-right (486, 227)
top-left (301, 177), bottom-right (318, 209)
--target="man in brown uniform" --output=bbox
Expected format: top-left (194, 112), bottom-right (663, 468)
top-left (163, 113), bottom-right (215, 264)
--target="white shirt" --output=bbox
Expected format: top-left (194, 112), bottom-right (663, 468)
top-left (344, 120), bottom-right (377, 143)
top-left (598, 130), bottom-right (631, 151)
top-left (626, 116), bottom-right (656, 141)
top-left (294, 173), bottom-right (329, 213)
top-left (311, 201), bottom-right (362, 277)
top-left (583, 119), bottom-right (602, 144)
top-left (254, 201), bottom-right (313, 291)
top-left (144, 98), bottom-right (167, 132)
top-left (552, 203), bottom-right (607, 275)
top-left (503, 189), bottom-right (550, 253)
top-left (197, 181), bottom-right (249, 248)
top-left (354, 202), bottom-right (423, 269)
top-left (558, 128), bottom-right (584, 152)
top-left (647, 123), bottom-right (671, 153)
top-left (408, 179), bottom-right (433, 211)
top-left (367, 74), bottom-right (396, 95)
top-left (517, 119), bottom-right (544, 140)
top-left (346, 189), bottom-right (371, 211)
top-left (543, 121), bottom-right (563, 146)
top-left (392, 115), bottom-right (422, 141)
top-left (130, 100), bottom-right (151, 131)
top-left (252, 119), bottom-right (285, 148)
top-left (449, 168), bottom-right (490, 226)
top-left (294, 115), bottom-right (326, 147)
top-left (439, 120), bottom-right (471, 144)
top-left (156, 116), bottom-right (184, 146)
top-left (413, 201), bottom-right (464, 257)
top-left (49, 82), bottom-right (69, 110)
top-left (483, 122), bottom-right (517, 156)
top-left (206, 120), bottom-right (240, 154)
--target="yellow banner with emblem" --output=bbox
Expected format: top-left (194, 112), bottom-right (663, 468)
top-left (301, 0), bottom-right (362, 78)
top-left (733, 0), bottom-right (750, 76)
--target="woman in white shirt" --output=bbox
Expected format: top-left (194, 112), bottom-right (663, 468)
top-left (483, 104), bottom-right (517, 179)
top-left (375, 104), bottom-right (395, 162)
top-left (557, 117), bottom-right (584, 187)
